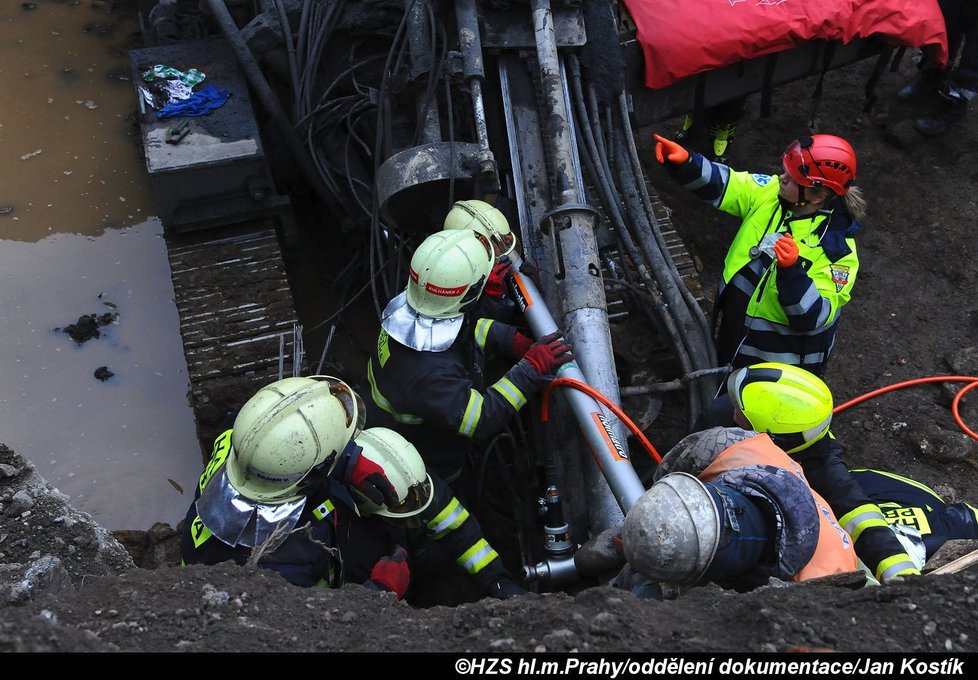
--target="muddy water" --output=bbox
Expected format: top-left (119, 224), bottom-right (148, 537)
top-left (0, 1), bottom-right (202, 530)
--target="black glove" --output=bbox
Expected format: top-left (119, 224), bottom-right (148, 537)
top-left (486, 577), bottom-right (527, 600)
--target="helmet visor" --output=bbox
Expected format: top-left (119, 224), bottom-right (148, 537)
top-left (310, 375), bottom-right (366, 439)
top-left (387, 477), bottom-right (433, 516)
top-left (490, 232), bottom-right (517, 258)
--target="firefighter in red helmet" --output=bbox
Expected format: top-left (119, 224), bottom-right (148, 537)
top-left (652, 132), bottom-right (865, 379)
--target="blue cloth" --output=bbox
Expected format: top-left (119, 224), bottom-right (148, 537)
top-left (157, 83), bottom-right (230, 120)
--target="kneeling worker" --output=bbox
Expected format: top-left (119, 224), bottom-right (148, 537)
top-left (619, 427), bottom-right (861, 591)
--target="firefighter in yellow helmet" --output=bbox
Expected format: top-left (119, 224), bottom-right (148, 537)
top-left (366, 229), bottom-right (573, 483)
top-left (181, 376), bottom-right (524, 600)
top-left (697, 363), bottom-right (921, 584)
top-left (442, 199), bottom-right (524, 324)
top-left (353, 427), bottom-right (526, 600)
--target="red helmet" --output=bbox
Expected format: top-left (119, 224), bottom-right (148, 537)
top-left (782, 134), bottom-right (857, 196)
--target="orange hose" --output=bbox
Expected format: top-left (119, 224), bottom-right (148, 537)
top-left (833, 375), bottom-right (978, 441)
top-left (541, 377), bottom-right (662, 463)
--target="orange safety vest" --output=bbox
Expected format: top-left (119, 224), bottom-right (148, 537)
top-left (699, 433), bottom-right (858, 581)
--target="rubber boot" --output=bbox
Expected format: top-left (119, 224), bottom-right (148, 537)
top-left (914, 96), bottom-right (967, 137)
top-left (708, 122), bottom-right (737, 164)
top-left (673, 113), bottom-right (696, 142)
top-left (896, 67), bottom-right (945, 102)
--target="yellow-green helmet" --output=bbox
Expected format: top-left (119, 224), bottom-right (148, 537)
top-left (353, 427), bottom-right (433, 525)
top-left (227, 376), bottom-right (365, 503)
top-left (406, 229), bottom-right (494, 319)
top-left (726, 363), bottom-right (833, 454)
top-left (442, 199), bottom-right (516, 259)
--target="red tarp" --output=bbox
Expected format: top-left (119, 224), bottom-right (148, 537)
top-left (623, 0), bottom-right (949, 90)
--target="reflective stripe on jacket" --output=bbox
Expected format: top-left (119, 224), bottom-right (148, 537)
top-left (795, 438), bottom-right (919, 582)
top-left (851, 468), bottom-right (978, 559)
top-left (366, 315), bottom-right (548, 479)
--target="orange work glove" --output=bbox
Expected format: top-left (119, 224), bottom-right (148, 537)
top-left (653, 133), bottom-right (690, 165)
top-left (773, 233), bottom-right (799, 268)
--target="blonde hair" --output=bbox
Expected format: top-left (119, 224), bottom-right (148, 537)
top-left (842, 186), bottom-right (866, 222)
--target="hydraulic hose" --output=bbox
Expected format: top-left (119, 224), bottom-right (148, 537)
top-left (541, 377), bottom-right (663, 464)
top-left (834, 376), bottom-right (978, 441)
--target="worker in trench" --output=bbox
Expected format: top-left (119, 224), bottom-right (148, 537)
top-left (363, 227), bottom-right (575, 598)
top-left (575, 366), bottom-right (954, 594)
top-left (180, 375), bottom-right (526, 602)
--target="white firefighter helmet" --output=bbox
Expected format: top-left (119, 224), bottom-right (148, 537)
top-left (406, 229), bottom-right (494, 319)
top-left (621, 472), bottom-right (720, 585)
top-left (442, 199), bottom-right (517, 258)
top-left (353, 427), bottom-right (433, 523)
top-left (226, 375), bottom-right (366, 504)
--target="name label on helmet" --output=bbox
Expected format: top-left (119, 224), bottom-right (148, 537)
top-left (426, 281), bottom-right (468, 297)
top-left (592, 412), bottom-right (629, 462)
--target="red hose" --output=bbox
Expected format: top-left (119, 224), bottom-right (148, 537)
top-left (833, 375), bottom-right (978, 441)
top-left (540, 377), bottom-right (662, 463)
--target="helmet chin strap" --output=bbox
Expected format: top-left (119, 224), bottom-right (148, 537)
top-left (793, 184), bottom-right (808, 208)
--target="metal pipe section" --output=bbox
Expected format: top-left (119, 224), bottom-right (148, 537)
top-left (505, 255), bottom-right (646, 517)
top-left (405, 0), bottom-right (441, 143)
top-left (455, 0), bottom-right (497, 187)
top-left (528, 0), bottom-right (643, 531)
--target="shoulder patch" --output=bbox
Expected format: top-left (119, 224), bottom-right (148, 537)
top-left (751, 173), bottom-right (773, 186)
top-left (830, 264), bottom-right (851, 292)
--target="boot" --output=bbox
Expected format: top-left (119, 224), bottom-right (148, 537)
top-left (708, 122), bottom-right (737, 163)
top-left (896, 67), bottom-right (945, 102)
top-left (672, 113), bottom-right (696, 142)
top-left (914, 92), bottom-right (968, 137)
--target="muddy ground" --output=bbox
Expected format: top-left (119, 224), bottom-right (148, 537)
top-left (3, 48), bottom-right (978, 655)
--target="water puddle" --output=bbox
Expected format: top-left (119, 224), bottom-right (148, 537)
top-left (0, 1), bottom-right (201, 530)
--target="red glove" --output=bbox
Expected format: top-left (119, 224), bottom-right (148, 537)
top-left (348, 451), bottom-right (399, 507)
top-left (512, 331), bottom-right (534, 359)
top-left (522, 332), bottom-right (574, 375)
top-left (773, 233), bottom-right (799, 268)
top-left (653, 133), bottom-right (690, 165)
top-left (369, 545), bottom-right (410, 600)
top-left (484, 261), bottom-right (510, 298)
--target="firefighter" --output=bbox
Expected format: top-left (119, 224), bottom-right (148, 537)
top-left (716, 363), bottom-right (921, 583)
top-left (619, 426), bottom-right (860, 592)
top-left (180, 375), bottom-right (524, 600)
top-left (442, 198), bottom-right (522, 324)
top-left (653, 132), bottom-right (865, 378)
top-left (365, 228), bottom-right (574, 484)
top-left (850, 468), bottom-right (978, 559)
